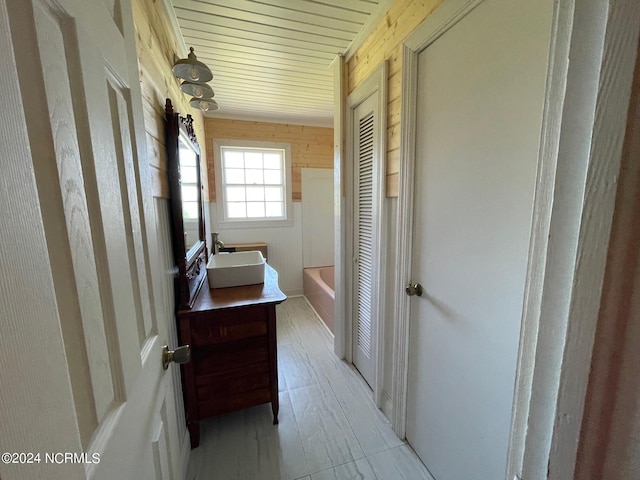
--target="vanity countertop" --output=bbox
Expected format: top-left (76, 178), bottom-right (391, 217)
top-left (185, 263), bottom-right (286, 313)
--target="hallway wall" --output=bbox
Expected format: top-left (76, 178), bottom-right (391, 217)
top-left (348, 0), bottom-right (444, 197)
top-left (131, 0), bottom-right (208, 200)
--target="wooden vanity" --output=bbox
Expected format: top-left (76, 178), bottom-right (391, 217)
top-left (177, 264), bottom-right (286, 447)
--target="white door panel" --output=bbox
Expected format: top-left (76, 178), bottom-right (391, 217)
top-left (1, 0), bottom-right (182, 478)
top-left (406, 0), bottom-right (553, 479)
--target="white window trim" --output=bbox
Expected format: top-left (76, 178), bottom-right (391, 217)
top-left (214, 139), bottom-right (293, 229)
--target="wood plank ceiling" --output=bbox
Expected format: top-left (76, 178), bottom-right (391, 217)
top-left (167, 0), bottom-right (388, 126)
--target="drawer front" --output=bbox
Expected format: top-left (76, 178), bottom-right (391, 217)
top-left (193, 341), bottom-right (269, 378)
top-left (189, 307), bottom-right (268, 347)
top-left (196, 366), bottom-right (270, 401)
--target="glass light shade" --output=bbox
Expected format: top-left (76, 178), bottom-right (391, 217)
top-left (172, 47), bottom-right (213, 83)
top-left (180, 81), bottom-right (214, 99)
top-left (190, 97), bottom-right (219, 112)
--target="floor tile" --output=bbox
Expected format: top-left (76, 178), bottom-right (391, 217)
top-left (186, 391), bottom-right (309, 480)
top-left (367, 445), bottom-right (435, 480)
top-left (328, 374), bottom-right (405, 456)
top-left (289, 383), bottom-right (365, 473)
top-left (311, 459), bottom-right (378, 480)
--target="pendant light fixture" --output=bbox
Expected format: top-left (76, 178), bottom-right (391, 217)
top-left (190, 97), bottom-right (219, 112)
top-left (180, 81), bottom-right (215, 99)
top-left (172, 47), bottom-right (212, 83)
top-left (172, 47), bottom-right (220, 113)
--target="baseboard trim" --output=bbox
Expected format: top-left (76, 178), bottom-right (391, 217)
top-left (381, 389), bottom-right (394, 425)
top-left (284, 288), bottom-right (304, 297)
top-left (180, 428), bottom-right (191, 480)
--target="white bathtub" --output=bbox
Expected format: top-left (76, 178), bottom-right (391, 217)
top-left (303, 266), bottom-right (334, 334)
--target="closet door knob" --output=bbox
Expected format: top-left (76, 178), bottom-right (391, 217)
top-left (405, 283), bottom-right (423, 297)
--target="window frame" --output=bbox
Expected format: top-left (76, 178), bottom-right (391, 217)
top-left (214, 139), bottom-right (293, 229)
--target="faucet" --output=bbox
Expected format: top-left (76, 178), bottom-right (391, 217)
top-left (212, 232), bottom-right (225, 254)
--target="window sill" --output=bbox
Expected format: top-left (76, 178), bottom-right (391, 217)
top-left (216, 219), bottom-right (294, 229)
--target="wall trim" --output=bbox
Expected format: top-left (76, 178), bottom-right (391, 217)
top-left (522, 1), bottom-right (640, 478)
top-left (159, 0), bottom-right (188, 57)
top-left (344, 0), bottom-right (395, 61)
top-left (333, 54), bottom-right (347, 359)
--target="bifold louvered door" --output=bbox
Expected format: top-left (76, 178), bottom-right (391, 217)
top-left (352, 94), bottom-right (379, 388)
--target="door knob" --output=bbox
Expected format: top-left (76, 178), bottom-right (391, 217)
top-left (405, 283), bottom-right (423, 297)
top-left (162, 345), bottom-right (191, 370)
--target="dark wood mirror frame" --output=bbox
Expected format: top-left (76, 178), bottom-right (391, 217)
top-left (165, 98), bottom-right (208, 309)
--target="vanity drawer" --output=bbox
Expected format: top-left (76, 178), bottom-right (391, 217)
top-left (193, 340), bottom-right (269, 377)
top-left (196, 364), bottom-right (270, 401)
top-left (189, 308), bottom-right (268, 347)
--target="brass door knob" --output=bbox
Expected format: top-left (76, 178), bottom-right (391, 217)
top-left (162, 345), bottom-right (191, 370)
top-left (405, 283), bottom-right (423, 297)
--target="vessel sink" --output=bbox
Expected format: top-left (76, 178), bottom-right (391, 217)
top-left (206, 251), bottom-right (265, 289)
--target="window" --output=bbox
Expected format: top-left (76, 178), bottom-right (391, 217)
top-left (214, 140), bottom-right (292, 228)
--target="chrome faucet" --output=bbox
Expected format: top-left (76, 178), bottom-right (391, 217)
top-left (212, 232), bottom-right (225, 254)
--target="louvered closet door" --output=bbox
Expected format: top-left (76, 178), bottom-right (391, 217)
top-left (352, 94), bottom-right (379, 388)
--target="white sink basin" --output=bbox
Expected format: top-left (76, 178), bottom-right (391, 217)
top-left (206, 251), bottom-right (265, 289)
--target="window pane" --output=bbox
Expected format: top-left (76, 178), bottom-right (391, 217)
top-left (246, 186), bottom-right (265, 201)
top-left (264, 170), bottom-right (282, 185)
top-left (226, 186), bottom-right (245, 202)
top-left (181, 165), bottom-right (198, 183)
top-left (264, 186), bottom-right (282, 201)
top-left (264, 153), bottom-right (281, 170)
top-left (265, 202), bottom-right (283, 217)
top-left (245, 169), bottom-right (264, 184)
top-left (182, 185), bottom-right (198, 202)
top-left (183, 201), bottom-right (199, 219)
top-left (225, 168), bottom-right (245, 184)
top-left (223, 150), bottom-right (244, 169)
top-left (247, 202), bottom-right (265, 217)
top-left (227, 202), bottom-right (247, 218)
top-left (245, 152), bottom-right (263, 169)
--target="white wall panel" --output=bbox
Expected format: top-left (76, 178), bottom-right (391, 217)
top-left (302, 168), bottom-right (334, 268)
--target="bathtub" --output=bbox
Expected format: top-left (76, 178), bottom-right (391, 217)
top-left (303, 266), bottom-right (335, 334)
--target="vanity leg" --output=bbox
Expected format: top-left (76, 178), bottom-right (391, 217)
top-left (188, 420), bottom-right (200, 448)
top-left (272, 400), bottom-right (279, 425)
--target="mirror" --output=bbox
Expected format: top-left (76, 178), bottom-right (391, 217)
top-left (165, 99), bottom-right (207, 309)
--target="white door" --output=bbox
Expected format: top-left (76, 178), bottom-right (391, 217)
top-left (405, 1), bottom-right (553, 479)
top-left (0, 1), bottom-right (183, 479)
top-left (351, 94), bottom-right (380, 387)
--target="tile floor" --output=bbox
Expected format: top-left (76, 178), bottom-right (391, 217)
top-left (186, 297), bottom-right (435, 480)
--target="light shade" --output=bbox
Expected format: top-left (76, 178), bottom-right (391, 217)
top-left (180, 81), bottom-right (215, 99)
top-left (172, 47), bottom-right (213, 83)
top-left (190, 97), bottom-right (219, 112)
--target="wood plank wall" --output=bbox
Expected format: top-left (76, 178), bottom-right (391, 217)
top-left (575, 34), bottom-right (640, 480)
top-left (131, 0), bottom-right (208, 199)
top-left (204, 118), bottom-right (333, 202)
top-left (348, 0), bottom-right (443, 197)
